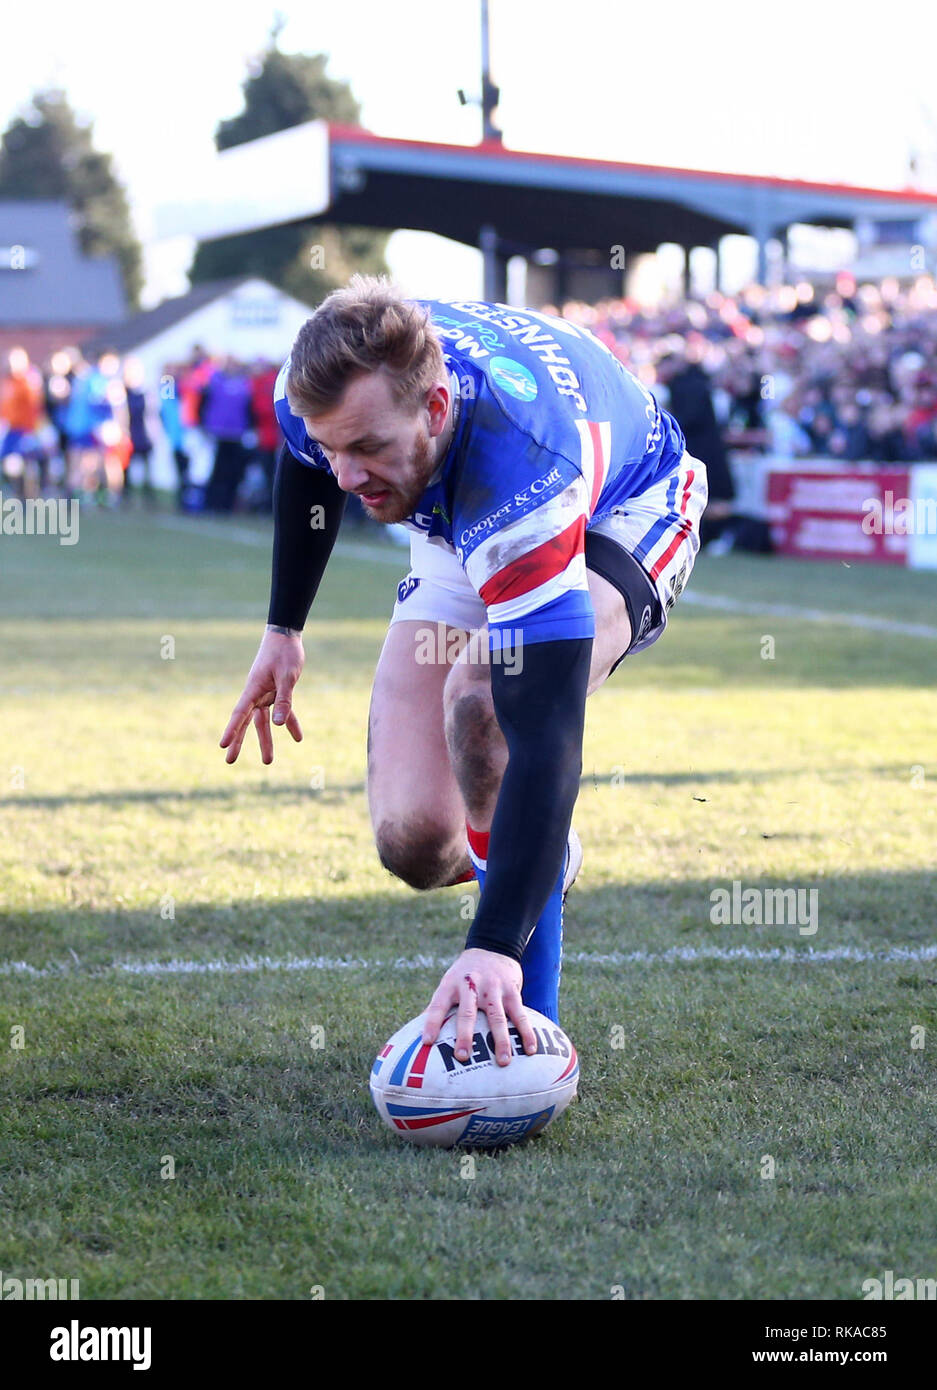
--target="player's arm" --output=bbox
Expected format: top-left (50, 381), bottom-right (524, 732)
top-left (220, 442), bottom-right (347, 763)
top-left (422, 632), bottom-right (592, 1064)
top-left (420, 409), bottom-right (595, 1057)
top-left (267, 439), bottom-right (347, 632)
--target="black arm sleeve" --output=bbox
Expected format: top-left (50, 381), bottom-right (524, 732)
top-left (267, 442), bottom-right (348, 630)
top-left (464, 635), bottom-right (592, 962)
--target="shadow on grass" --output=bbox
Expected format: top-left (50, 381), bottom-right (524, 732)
top-left (2, 866), bottom-right (935, 973)
top-left (0, 782), bottom-right (366, 811)
top-left (0, 763), bottom-right (922, 813)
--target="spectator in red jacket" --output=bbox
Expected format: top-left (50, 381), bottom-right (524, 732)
top-left (903, 374), bottom-right (937, 457)
top-left (249, 358), bottom-right (281, 512)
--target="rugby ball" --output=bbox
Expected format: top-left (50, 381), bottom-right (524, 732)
top-left (370, 1007), bottom-right (579, 1148)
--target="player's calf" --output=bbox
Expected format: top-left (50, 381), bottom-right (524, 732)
top-left (442, 665), bottom-right (508, 830)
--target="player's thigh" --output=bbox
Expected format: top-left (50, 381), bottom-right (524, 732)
top-left (586, 453), bottom-right (708, 692)
top-left (586, 569), bottom-right (632, 695)
top-left (447, 576), bottom-right (628, 704)
top-left (367, 619), bottom-right (467, 838)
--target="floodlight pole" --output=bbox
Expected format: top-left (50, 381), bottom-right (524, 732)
top-left (480, 0), bottom-right (501, 145)
top-left (479, 0), bottom-right (505, 299)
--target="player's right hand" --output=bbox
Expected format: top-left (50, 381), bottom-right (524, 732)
top-left (220, 627), bottom-right (305, 765)
top-left (421, 948), bottom-right (537, 1067)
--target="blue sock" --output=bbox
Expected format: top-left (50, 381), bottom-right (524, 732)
top-left (467, 826), bottom-right (565, 1025)
top-left (518, 859), bottom-right (565, 1025)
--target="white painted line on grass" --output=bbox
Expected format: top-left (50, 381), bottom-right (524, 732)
top-left (152, 515), bottom-right (408, 566)
top-left (565, 944), bottom-right (937, 964)
top-left (151, 518), bottom-right (934, 636)
top-left (681, 591), bottom-right (937, 640)
top-left (334, 542), bottom-right (409, 566)
top-left (3, 943), bottom-right (936, 982)
top-left (152, 515), bottom-right (271, 547)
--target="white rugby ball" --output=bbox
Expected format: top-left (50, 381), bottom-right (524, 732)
top-left (370, 1007), bottom-right (579, 1148)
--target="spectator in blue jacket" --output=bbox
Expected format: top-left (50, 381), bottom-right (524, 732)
top-left (202, 356), bottom-right (254, 513)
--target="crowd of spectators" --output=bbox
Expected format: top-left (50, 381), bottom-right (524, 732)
top-left (552, 272), bottom-right (937, 465)
top-left (0, 345), bottom-right (283, 512)
top-left (4, 273), bottom-right (937, 531)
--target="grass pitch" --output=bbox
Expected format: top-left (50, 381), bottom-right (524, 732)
top-left (1, 505), bottom-right (936, 1299)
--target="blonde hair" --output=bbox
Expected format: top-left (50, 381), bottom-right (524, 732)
top-left (286, 274), bottom-right (444, 416)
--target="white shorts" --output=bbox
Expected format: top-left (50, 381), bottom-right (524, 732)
top-left (390, 450), bottom-right (708, 660)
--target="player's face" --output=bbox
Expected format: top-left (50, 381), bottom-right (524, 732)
top-left (304, 369), bottom-right (449, 524)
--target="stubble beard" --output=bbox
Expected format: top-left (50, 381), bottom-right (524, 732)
top-left (360, 425), bottom-right (437, 525)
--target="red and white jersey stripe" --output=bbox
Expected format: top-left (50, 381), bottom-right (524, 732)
top-left (574, 418), bottom-right (612, 518)
top-left (463, 473), bottom-right (591, 628)
top-left (462, 416), bottom-right (615, 630)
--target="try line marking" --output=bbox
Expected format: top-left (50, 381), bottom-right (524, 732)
top-left (679, 590), bottom-right (937, 640)
top-left (3, 944), bottom-right (936, 981)
top-left (152, 514), bottom-right (410, 565)
top-left (152, 517), bottom-right (937, 640)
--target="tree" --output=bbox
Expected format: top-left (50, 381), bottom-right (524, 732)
top-left (0, 88), bottom-right (142, 309)
top-left (189, 37), bottom-right (388, 304)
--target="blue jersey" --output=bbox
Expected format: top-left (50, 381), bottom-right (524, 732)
top-left (274, 299), bottom-right (687, 645)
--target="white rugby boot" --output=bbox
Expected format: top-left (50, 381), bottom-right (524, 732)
top-left (562, 826), bottom-right (583, 903)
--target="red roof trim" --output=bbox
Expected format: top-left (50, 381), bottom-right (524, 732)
top-left (327, 123), bottom-right (937, 206)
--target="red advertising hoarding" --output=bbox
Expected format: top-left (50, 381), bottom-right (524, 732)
top-left (766, 469), bottom-right (911, 564)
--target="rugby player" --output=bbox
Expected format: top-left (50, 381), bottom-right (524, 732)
top-left (220, 277), bottom-right (707, 1069)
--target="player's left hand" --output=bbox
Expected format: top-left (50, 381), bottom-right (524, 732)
top-left (421, 948), bottom-right (539, 1067)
